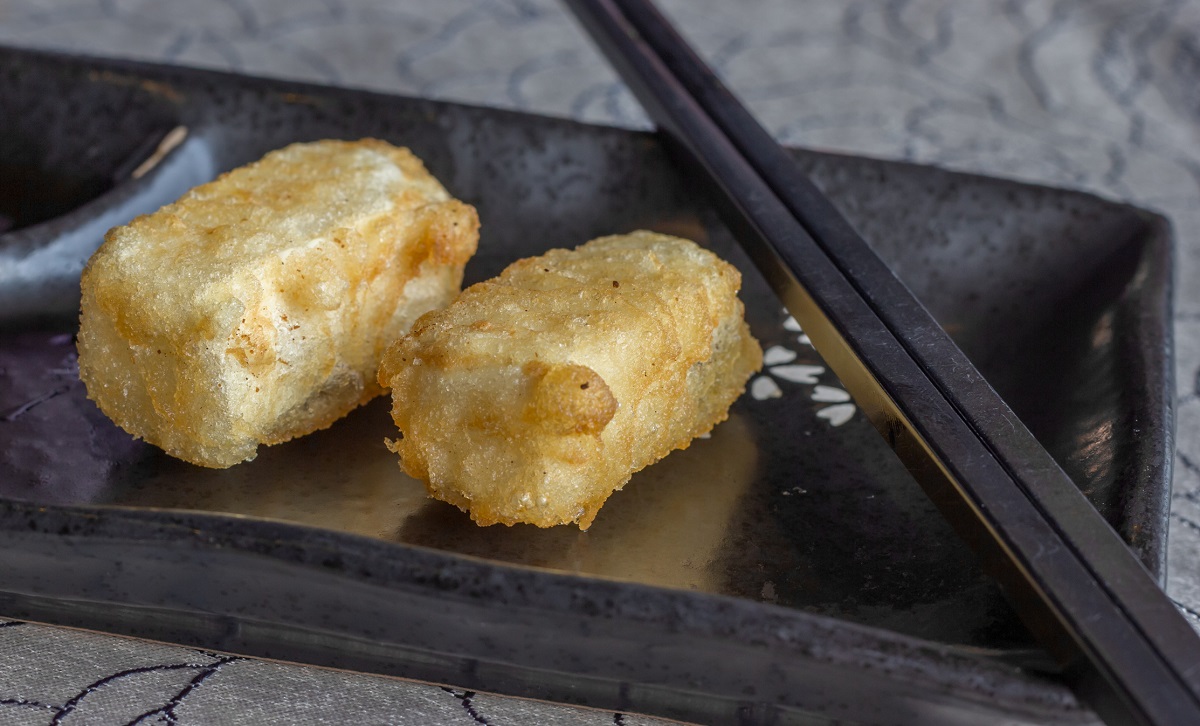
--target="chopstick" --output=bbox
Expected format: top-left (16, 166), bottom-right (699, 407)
top-left (561, 1), bottom-right (1200, 723)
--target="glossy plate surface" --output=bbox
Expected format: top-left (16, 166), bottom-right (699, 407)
top-left (0, 47), bottom-right (1174, 725)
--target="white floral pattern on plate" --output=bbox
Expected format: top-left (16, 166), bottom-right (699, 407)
top-left (749, 312), bottom-right (858, 427)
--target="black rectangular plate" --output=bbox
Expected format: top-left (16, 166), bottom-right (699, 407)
top-left (0, 46), bottom-right (1174, 725)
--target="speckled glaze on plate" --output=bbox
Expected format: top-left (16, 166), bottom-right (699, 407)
top-left (0, 46), bottom-right (1174, 725)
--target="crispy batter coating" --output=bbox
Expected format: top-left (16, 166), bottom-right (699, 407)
top-left (78, 139), bottom-right (479, 468)
top-left (378, 231), bottom-right (763, 529)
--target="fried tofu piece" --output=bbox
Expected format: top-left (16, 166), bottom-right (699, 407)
top-left (78, 139), bottom-right (479, 468)
top-left (378, 231), bottom-right (762, 529)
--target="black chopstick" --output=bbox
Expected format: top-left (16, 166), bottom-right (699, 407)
top-left (562, 1), bottom-right (1200, 724)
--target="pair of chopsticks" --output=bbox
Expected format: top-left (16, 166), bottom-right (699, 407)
top-left (562, 1), bottom-right (1200, 723)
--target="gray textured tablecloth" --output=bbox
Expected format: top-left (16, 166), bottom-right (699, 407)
top-left (2, 0), bottom-right (1199, 723)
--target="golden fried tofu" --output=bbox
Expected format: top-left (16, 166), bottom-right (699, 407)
top-left (378, 231), bottom-right (762, 529)
top-left (78, 139), bottom-right (479, 468)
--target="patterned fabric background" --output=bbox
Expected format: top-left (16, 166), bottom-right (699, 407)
top-left (1, 0), bottom-right (1199, 722)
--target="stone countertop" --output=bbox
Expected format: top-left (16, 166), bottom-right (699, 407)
top-left (1, 0), bottom-right (1199, 723)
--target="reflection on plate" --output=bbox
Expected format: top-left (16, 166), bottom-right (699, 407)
top-left (114, 402), bottom-right (756, 596)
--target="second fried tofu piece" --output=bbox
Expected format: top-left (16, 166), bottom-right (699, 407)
top-left (378, 231), bottom-right (762, 529)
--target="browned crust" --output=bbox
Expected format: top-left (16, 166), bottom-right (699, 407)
top-left (378, 231), bottom-right (763, 528)
top-left (78, 138), bottom-right (479, 468)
